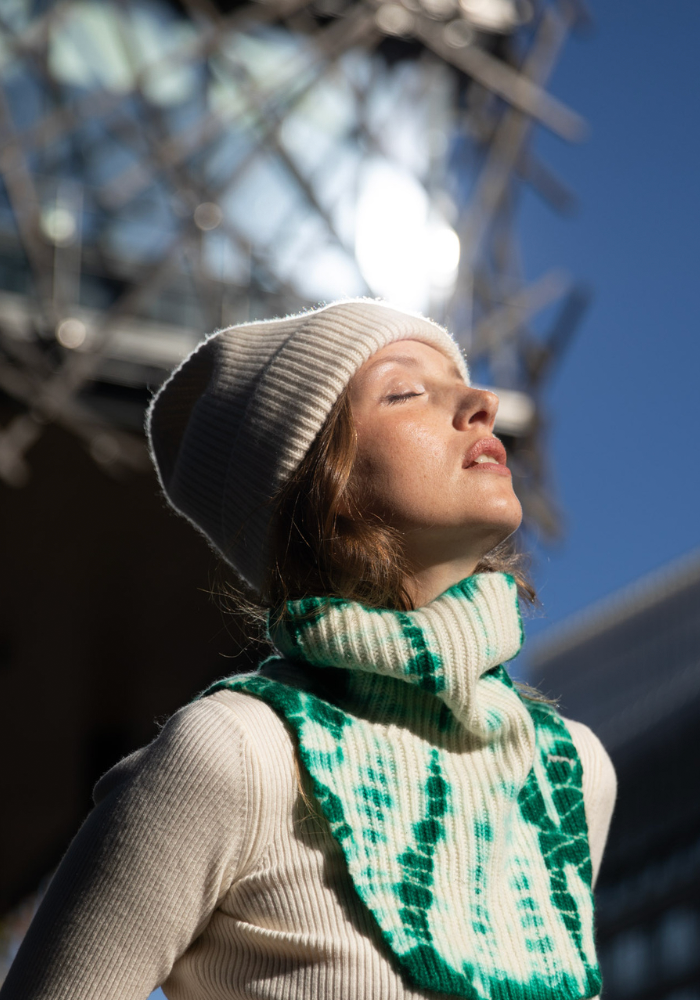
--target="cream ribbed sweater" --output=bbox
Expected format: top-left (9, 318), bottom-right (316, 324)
top-left (0, 576), bottom-right (616, 1000)
top-left (0, 690), bottom-right (616, 1000)
top-left (0, 691), bottom-right (615, 1000)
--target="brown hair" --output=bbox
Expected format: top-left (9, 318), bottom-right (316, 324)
top-left (262, 386), bottom-right (536, 612)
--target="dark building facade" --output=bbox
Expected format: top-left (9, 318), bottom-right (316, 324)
top-left (0, 400), bottom-right (265, 918)
top-left (529, 554), bottom-right (700, 1000)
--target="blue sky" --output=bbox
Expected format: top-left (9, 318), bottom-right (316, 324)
top-left (517, 0), bottom-right (700, 638)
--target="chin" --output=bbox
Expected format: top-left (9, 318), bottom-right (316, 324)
top-left (467, 496), bottom-right (523, 552)
top-left (479, 488), bottom-right (522, 528)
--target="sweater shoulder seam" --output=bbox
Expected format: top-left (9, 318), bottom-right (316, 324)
top-left (200, 689), bottom-right (281, 879)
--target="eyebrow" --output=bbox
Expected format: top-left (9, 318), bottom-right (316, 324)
top-left (364, 355), bottom-right (421, 374)
top-left (361, 354), bottom-right (464, 381)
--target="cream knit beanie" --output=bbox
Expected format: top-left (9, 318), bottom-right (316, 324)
top-left (146, 298), bottom-right (469, 592)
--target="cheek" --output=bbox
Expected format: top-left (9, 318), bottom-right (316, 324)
top-left (353, 424), bottom-right (457, 517)
top-left (353, 423), bottom-right (522, 531)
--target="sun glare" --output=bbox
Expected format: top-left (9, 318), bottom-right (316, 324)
top-left (355, 158), bottom-right (460, 312)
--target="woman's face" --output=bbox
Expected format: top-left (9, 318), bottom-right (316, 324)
top-left (347, 339), bottom-right (522, 572)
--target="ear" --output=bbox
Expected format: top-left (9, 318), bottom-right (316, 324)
top-left (335, 486), bottom-right (357, 522)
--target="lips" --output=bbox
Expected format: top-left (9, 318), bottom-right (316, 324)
top-left (462, 437), bottom-right (510, 474)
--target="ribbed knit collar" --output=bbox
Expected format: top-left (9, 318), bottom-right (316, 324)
top-left (268, 571), bottom-right (524, 736)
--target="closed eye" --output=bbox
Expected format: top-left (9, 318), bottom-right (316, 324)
top-left (385, 392), bottom-right (425, 405)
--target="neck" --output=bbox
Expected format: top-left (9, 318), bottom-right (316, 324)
top-left (404, 558), bottom-right (480, 607)
top-left (401, 528), bottom-right (511, 607)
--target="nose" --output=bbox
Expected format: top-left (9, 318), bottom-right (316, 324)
top-left (453, 386), bottom-right (499, 432)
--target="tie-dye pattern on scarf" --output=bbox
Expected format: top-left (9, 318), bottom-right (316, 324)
top-left (200, 573), bottom-right (601, 1000)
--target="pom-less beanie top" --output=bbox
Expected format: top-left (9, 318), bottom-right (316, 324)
top-left (146, 299), bottom-right (469, 591)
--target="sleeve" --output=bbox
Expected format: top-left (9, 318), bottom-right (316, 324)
top-left (0, 694), bottom-right (262, 1000)
top-left (564, 717), bottom-right (617, 887)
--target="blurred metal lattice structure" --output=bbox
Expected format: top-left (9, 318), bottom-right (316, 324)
top-left (0, 0), bottom-right (591, 536)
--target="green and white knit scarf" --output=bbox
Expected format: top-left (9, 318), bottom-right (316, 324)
top-left (202, 572), bottom-right (601, 1000)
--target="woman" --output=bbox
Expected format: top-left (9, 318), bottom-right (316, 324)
top-left (0, 299), bottom-right (616, 1000)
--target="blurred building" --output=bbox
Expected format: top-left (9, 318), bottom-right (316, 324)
top-left (529, 552), bottom-right (700, 1000)
top-left (0, 0), bottom-right (592, 530)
